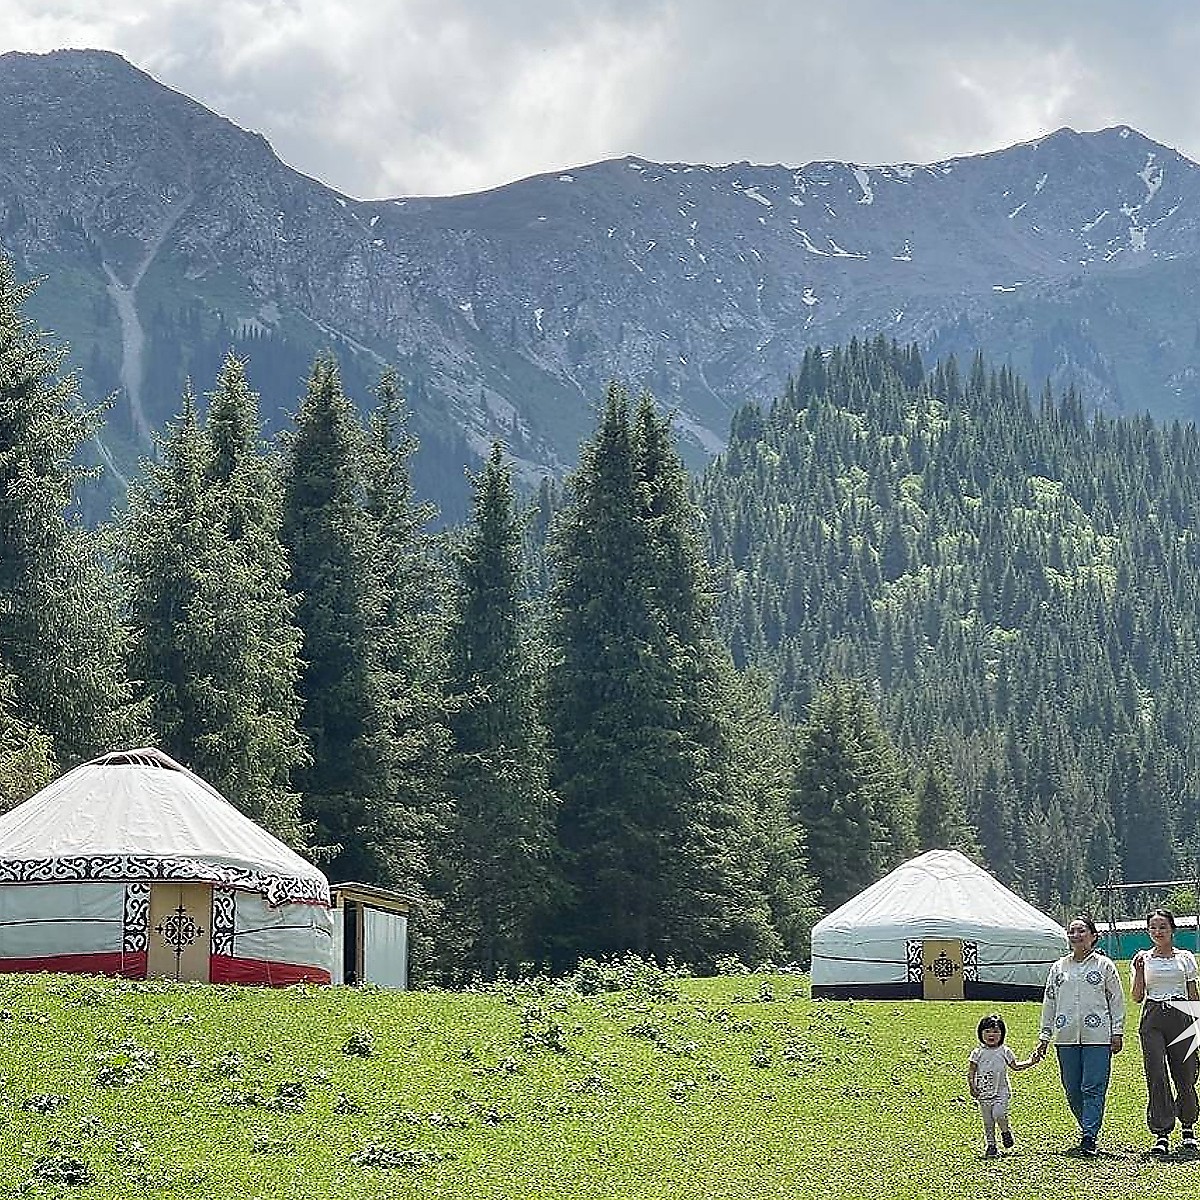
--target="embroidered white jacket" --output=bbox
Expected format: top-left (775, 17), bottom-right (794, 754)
top-left (1038, 950), bottom-right (1126, 1045)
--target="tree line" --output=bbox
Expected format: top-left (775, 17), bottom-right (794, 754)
top-left (10, 257), bottom-right (1185, 979)
top-left (2, 260), bottom-right (862, 980)
top-left (699, 334), bottom-right (1200, 914)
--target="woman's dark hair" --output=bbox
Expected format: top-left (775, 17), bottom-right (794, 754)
top-left (977, 1013), bottom-right (1006, 1043)
top-left (1069, 914), bottom-right (1100, 943)
top-left (1146, 908), bottom-right (1177, 931)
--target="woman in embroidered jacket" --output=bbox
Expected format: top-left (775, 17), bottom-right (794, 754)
top-left (1131, 908), bottom-right (1200, 1157)
top-left (1030, 914), bottom-right (1125, 1156)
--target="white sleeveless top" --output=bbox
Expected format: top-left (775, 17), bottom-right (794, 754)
top-left (1143, 948), bottom-right (1199, 1001)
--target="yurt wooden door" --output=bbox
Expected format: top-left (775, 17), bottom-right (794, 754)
top-left (920, 938), bottom-right (965, 999)
top-left (148, 883), bottom-right (212, 982)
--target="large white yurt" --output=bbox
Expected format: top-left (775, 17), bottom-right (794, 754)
top-left (810, 849), bottom-right (1067, 1000)
top-left (0, 748), bottom-right (333, 985)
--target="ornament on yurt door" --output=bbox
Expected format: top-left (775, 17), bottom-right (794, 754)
top-left (921, 938), bottom-right (965, 999)
top-left (148, 883), bottom-right (212, 982)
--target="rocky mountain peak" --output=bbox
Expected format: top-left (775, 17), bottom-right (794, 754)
top-left (3, 48), bottom-right (1200, 520)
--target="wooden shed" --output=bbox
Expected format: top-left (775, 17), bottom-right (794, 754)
top-left (330, 881), bottom-right (412, 988)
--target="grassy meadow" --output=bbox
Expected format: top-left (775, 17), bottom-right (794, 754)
top-left (1, 962), bottom-right (1198, 1199)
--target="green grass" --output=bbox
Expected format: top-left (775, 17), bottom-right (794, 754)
top-left (0, 969), bottom-right (1197, 1198)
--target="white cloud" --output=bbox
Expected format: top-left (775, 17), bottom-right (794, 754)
top-left (4, 0), bottom-right (1200, 197)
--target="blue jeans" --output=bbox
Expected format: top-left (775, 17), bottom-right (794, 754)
top-left (1055, 1044), bottom-right (1113, 1139)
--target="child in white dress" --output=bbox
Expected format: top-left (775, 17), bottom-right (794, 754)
top-left (968, 1013), bottom-right (1037, 1157)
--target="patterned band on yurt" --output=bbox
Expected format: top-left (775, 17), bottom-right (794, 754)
top-left (0, 748), bottom-right (333, 985)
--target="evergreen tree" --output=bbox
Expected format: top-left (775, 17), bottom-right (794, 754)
top-left (122, 358), bottom-right (308, 843)
top-left (200, 358), bottom-right (309, 839)
top-left (440, 443), bottom-right (559, 979)
top-left (359, 368), bottom-right (450, 913)
top-left (791, 678), bottom-right (917, 907)
top-left (279, 354), bottom-right (395, 881)
top-left (0, 667), bottom-right (55, 811)
top-left (914, 758), bottom-right (980, 855)
top-left (547, 386), bottom-right (775, 968)
top-left (0, 259), bottom-right (132, 763)
top-left (631, 396), bottom-right (779, 963)
top-left (723, 669), bottom-right (820, 962)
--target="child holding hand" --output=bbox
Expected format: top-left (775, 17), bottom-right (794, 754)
top-left (969, 1013), bottom-right (1037, 1158)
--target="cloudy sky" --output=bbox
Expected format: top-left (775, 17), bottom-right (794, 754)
top-left (4, 1), bottom-right (1197, 200)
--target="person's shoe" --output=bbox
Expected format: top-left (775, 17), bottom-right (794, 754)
top-left (984, 1144), bottom-right (999, 1159)
top-left (1152, 1135), bottom-right (1170, 1157)
top-left (1182, 1128), bottom-right (1198, 1152)
top-left (1000, 1130), bottom-right (1014, 1149)
top-left (1080, 1134), bottom-right (1098, 1157)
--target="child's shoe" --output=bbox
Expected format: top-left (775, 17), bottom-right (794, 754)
top-left (984, 1144), bottom-right (998, 1159)
top-left (1000, 1130), bottom-right (1014, 1149)
top-left (1151, 1135), bottom-right (1170, 1157)
top-left (1182, 1127), bottom-right (1198, 1152)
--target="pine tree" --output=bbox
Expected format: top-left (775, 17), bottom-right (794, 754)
top-left (440, 443), bottom-right (559, 979)
top-left (0, 666), bottom-right (55, 811)
top-left (199, 355), bottom-right (307, 837)
top-left (631, 396), bottom-right (779, 964)
top-left (723, 669), bottom-right (820, 961)
top-left (0, 259), bottom-right (132, 763)
top-left (914, 758), bottom-right (980, 855)
top-left (547, 386), bottom-right (776, 967)
top-left (280, 354), bottom-right (395, 881)
top-left (359, 368), bottom-right (450, 906)
top-left (792, 678), bottom-right (917, 907)
top-left (122, 358), bottom-right (308, 842)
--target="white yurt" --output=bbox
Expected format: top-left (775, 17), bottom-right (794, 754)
top-left (0, 748), bottom-right (333, 985)
top-left (810, 849), bottom-right (1067, 1000)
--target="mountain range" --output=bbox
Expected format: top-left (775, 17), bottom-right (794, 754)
top-left (3, 48), bottom-right (1200, 518)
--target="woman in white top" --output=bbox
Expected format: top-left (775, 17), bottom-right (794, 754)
top-left (1031, 914), bottom-right (1125, 1156)
top-left (1131, 908), bottom-right (1200, 1157)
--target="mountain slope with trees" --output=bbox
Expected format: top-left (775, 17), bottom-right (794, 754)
top-left (11, 230), bottom-right (1200, 969)
top-left (701, 336), bottom-right (1200, 910)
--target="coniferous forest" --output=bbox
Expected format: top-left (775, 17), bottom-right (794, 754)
top-left (4, 256), bottom-right (1200, 981)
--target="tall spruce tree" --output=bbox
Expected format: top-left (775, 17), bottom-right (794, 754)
top-left (0, 259), bottom-right (131, 763)
top-left (792, 678), bottom-right (917, 907)
top-left (0, 666), bottom-right (54, 810)
top-left (547, 386), bottom-right (775, 968)
top-left (440, 443), bottom-right (558, 979)
top-left (123, 392), bottom-right (222, 753)
top-left (122, 358), bottom-right (308, 842)
top-left (723, 668), bottom-right (820, 962)
top-left (359, 368), bottom-right (450, 907)
top-left (631, 396), bottom-right (779, 964)
top-left (914, 758), bottom-right (980, 855)
top-left (280, 354), bottom-right (396, 881)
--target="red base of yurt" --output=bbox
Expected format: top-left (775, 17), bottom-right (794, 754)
top-left (0, 951), bottom-right (147, 978)
top-left (209, 954), bottom-right (331, 986)
top-left (0, 952), bottom-right (329, 986)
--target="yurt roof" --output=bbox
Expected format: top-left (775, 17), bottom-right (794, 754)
top-left (0, 748), bottom-right (328, 906)
top-left (812, 849), bottom-right (1065, 941)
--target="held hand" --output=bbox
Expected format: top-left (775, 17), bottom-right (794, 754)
top-left (1111, 1034), bottom-right (1124, 1055)
top-left (1133, 952), bottom-right (1146, 973)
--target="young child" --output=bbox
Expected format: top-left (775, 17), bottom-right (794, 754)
top-left (968, 1013), bottom-right (1037, 1158)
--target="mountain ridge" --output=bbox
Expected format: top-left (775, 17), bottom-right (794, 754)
top-left (3, 48), bottom-right (1200, 516)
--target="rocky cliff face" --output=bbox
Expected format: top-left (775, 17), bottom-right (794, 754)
top-left (4, 49), bottom-right (1200, 511)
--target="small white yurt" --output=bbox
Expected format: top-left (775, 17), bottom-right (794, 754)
top-left (0, 748), bottom-right (333, 985)
top-left (811, 849), bottom-right (1066, 1000)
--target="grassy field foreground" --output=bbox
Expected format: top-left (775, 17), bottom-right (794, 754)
top-left (1, 965), bottom-right (1198, 1199)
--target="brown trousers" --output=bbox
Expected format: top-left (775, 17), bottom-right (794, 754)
top-left (1140, 1000), bottom-right (1200, 1135)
